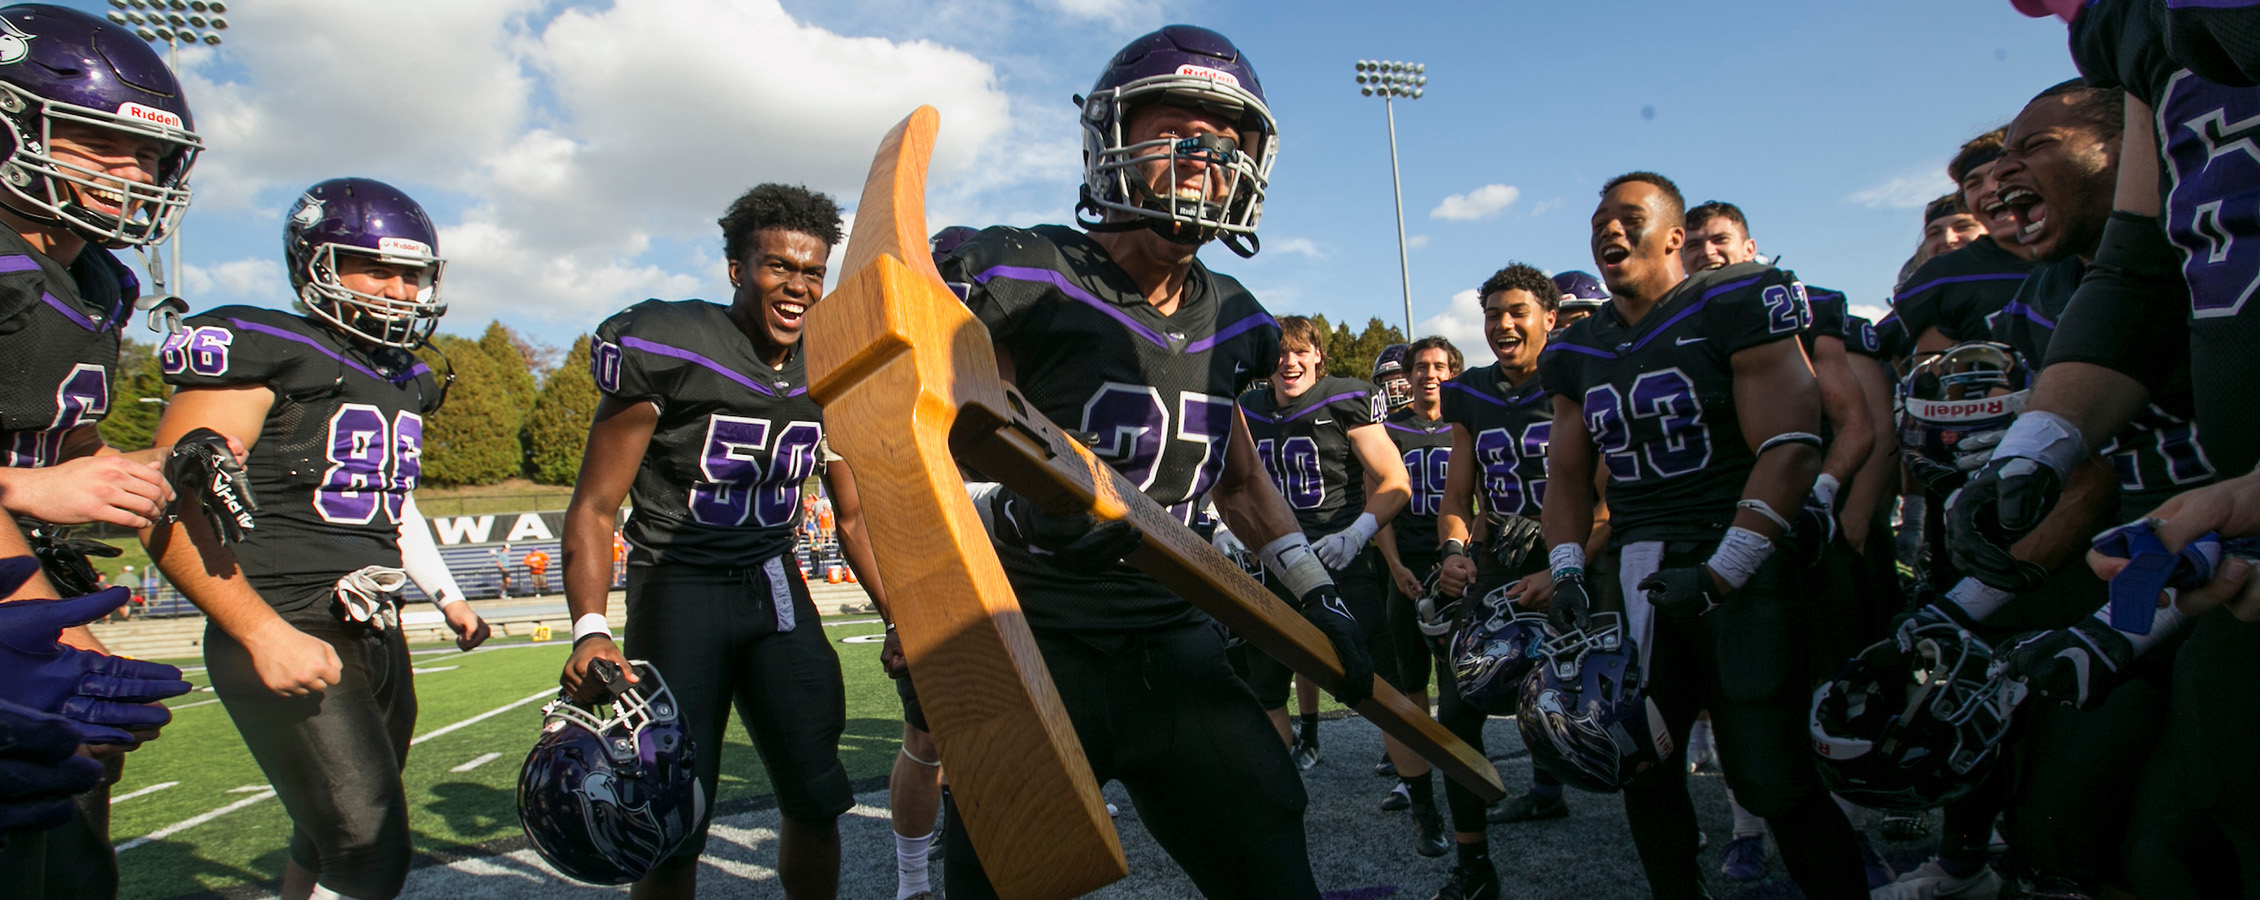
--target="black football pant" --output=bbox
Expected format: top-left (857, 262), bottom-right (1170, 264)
top-left (944, 622), bottom-right (1318, 900)
top-left (624, 557), bottom-right (853, 864)
top-left (2001, 645), bottom-right (2174, 888)
top-left (1239, 548), bottom-right (1393, 708)
top-left (0, 760), bottom-right (120, 900)
top-left (1613, 543), bottom-right (1868, 900)
top-left (1384, 548), bottom-right (1440, 694)
top-left (2124, 610), bottom-right (2260, 898)
top-left (205, 598), bottom-right (417, 899)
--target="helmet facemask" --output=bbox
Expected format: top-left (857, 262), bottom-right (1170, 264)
top-left (297, 242), bottom-right (447, 350)
top-left (1079, 76), bottom-right (1277, 257)
top-left (0, 82), bottom-right (199, 248)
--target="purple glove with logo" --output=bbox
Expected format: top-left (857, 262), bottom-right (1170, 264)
top-left (0, 697), bottom-right (102, 835)
top-left (0, 557), bottom-right (192, 744)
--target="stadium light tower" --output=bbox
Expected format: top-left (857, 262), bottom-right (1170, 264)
top-left (1354, 59), bottom-right (1425, 338)
top-left (105, 0), bottom-right (227, 298)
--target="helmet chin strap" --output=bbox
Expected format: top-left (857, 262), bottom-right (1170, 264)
top-left (1075, 185), bottom-right (1261, 258)
top-left (130, 244), bottom-right (188, 335)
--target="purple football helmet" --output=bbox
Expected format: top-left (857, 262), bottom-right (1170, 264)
top-left (1810, 620), bottom-right (2023, 810)
top-left (0, 4), bottom-right (198, 248)
top-left (1517, 613), bottom-right (1674, 793)
top-left (285, 178), bottom-right (447, 348)
top-left (519, 661), bottom-right (705, 885)
top-left (1078, 25), bottom-right (1277, 256)
top-left (1371, 343), bottom-right (1412, 411)
top-left (1552, 270), bottom-right (1608, 313)
top-left (1448, 581), bottom-right (1550, 715)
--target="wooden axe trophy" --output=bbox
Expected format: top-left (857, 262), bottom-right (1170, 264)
top-left (805, 106), bottom-right (1503, 900)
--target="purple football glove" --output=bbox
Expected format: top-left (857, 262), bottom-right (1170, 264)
top-left (0, 557), bottom-right (192, 744)
top-left (0, 697), bottom-right (102, 835)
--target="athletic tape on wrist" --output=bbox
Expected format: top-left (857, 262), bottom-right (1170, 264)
top-left (1811, 473), bottom-right (1840, 510)
top-left (1736, 498), bottom-right (1794, 534)
top-left (2098, 601), bottom-right (2188, 656)
top-left (1259, 532), bottom-right (1334, 600)
top-left (1991, 411), bottom-right (2087, 477)
top-left (1549, 543), bottom-right (1586, 580)
top-left (1706, 526), bottom-right (1774, 591)
top-left (1347, 512), bottom-right (1379, 545)
top-left (571, 612), bottom-right (613, 643)
top-left (1756, 431), bottom-right (1823, 456)
top-left (1945, 577), bottom-right (2015, 621)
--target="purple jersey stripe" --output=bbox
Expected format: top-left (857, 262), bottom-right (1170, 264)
top-left (0, 255), bottom-right (40, 274)
top-left (617, 335), bottom-right (775, 396)
top-left (1543, 341), bottom-right (1617, 359)
top-left (1385, 420), bottom-right (1442, 433)
top-left (1998, 300), bottom-right (2056, 330)
top-left (1891, 272), bottom-right (2029, 304)
top-left (1282, 390), bottom-right (1372, 421)
top-left (228, 318), bottom-right (434, 384)
top-left (40, 292), bottom-right (99, 332)
top-left (1625, 296), bottom-right (1713, 353)
top-left (2167, 0), bottom-right (2260, 9)
top-left (971, 264), bottom-right (1174, 349)
top-left (1185, 311), bottom-right (1277, 353)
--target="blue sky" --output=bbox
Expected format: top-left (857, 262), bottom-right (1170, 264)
top-left (56, 0), bottom-right (2078, 355)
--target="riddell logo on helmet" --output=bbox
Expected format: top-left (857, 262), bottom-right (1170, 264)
top-left (1907, 393), bottom-right (2026, 424)
top-left (117, 102), bottom-right (180, 130)
top-left (1175, 64), bottom-right (1241, 88)
top-left (379, 237), bottom-right (430, 255)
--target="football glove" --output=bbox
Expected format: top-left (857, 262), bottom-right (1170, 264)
top-left (0, 697), bottom-right (103, 836)
top-left (1790, 490), bottom-right (1838, 567)
top-left (1944, 460), bottom-right (2056, 595)
top-left (1998, 619), bottom-right (2133, 711)
top-left (1310, 513), bottom-right (1378, 571)
top-left (26, 525), bottom-right (120, 597)
top-left (165, 427), bottom-right (258, 544)
top-left (989, 487), bottom-right (1142, 574)
top-left (0, 557), bottom-right (191, 743)
top-left (1640, 566), bottom-right (1723, 622)
top-left (1297, 583), bottom-right (1374, 707)
top-left (1549, 568), bottom-right (1594, 633)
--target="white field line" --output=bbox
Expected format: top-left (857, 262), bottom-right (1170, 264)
top-left (227, 784), bottom-right (270, 793)
top-left (411, 689), bottom-right (554, 746)
top-left (116, 688), bottom-right (554, 854)
top-left (410, 665), bottom-right (460, 674)
top-left (109, 781), bottom-right (178, 805)
top-left (451, 751), bottom-right (504, 773)
top-left (169, 698), bottom-right (220, 710)
top-left (114, 788), bottom-right (276, 853)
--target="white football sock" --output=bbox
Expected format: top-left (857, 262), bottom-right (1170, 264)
top-left (1727, 788), bottom-right (1768, 839)
top-left (896, 830), bottom-right (933, 899)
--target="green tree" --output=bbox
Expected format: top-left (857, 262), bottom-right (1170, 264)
top-left (417, 334), bottom-right (522, 485)
top-left (526, 335), bottom-right (598, 485)
top-left (477, 321), bottom-right (538, 474)
top-left (1312, 316), bottom-right (1403, 381)
top-left (99, 338), bottom-right (167, 451)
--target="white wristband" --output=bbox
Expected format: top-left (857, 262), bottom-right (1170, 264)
top-left (1992, 410), bottom-right (2088, 476)
top-left (1549, 543), bottom-right (1586, 579)
top-left (1945, 577), bottom-right (2015, 621)
top-left (571, 613), bottom-right (613, 643)
top-left (1811, 473), bottom-right (1840, 510)
top-left (1705, 526), bottom-right (1774, 591)
top-left (1258, 532), bottom-right (1333, 600)
top-left (2101, 601), bottom-right (2189, 656)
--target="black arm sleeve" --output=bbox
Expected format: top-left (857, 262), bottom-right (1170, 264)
top-left (2043, 212), bottom-right (2190, 394)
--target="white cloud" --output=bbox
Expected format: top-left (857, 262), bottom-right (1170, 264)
top-left (1404, 234), bottom-right (1430, 250)
top-left (1415, 288), bottom-right (1486, 351)
top-left (1850, 302), bottom-right (1890, 323)
top-left (182, 258), bottom-right (287, 300)
top-left (179, 0), bottom-right (1044, 329)
top-left (1270, 237), bottom-right (1325, 259)
top-left (1530, 198), bottom-right (1563, 216)
top-left (1848, 171), bottom-right (1955, 210)
top-left (1430, 184), bottom-right (1520, 221)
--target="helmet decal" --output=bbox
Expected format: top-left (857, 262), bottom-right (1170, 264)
top-left (0, 19), bottom-right (33, 66)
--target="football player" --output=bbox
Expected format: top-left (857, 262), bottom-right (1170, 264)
top-left (0, 6), bottom-right (209, 894)
top-left (1919, 193), bottom-right (1988, 264)
top-left (1879, 130), bottom-right (2036, 360)
top-left (1539, 172), bottom-right (1868, 900)
top-left (559, 184), bottom-right (884, 900)
top-left (1373, 343), bottom-right (1415, 414)
top-left (1374, 335), bottom-right (1459, 782)
top-left (142, 178), bottom-right (490, 900)
top-left (1550, 270), bottom-right (1608, 335)
top-left (934, 25), bottom-right (1375, 899)
top-left (1424, 264), bottom-right (1588, 899)
top-left (1236, 316), bottom-right (1419, 846)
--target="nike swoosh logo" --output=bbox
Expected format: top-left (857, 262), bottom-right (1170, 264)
top-left (1676, 336), bottom-right (1707, 346)
top-left (1314, 419), bottom-right (1332, 425)
top-left (2053, 647), bottom-right (2091, 706)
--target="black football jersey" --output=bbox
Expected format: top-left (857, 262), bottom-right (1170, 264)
top-left (1991, 258), bottom-right (2217, 518)
top-left (1842, 312), bottom-right (1883, 359)
top-left (592, 299), bottom-right (822, 570)
top-left (160, 307), bottom-right (443, 610)
top-left (1238, 376), bottom-right (1386, 539)
top-left (1802, 283), bottom-right (1846, 350)
top-left (1539, 263), bottom-right (1806, 542)
top-left (2075, 5), bottom-right (2260, 476)
top-left (1437, 363), bottom-right (1553, 522)
top-left (1383, 406), bottom-right (1452, 556)
top-left (941, 224), bottom-right (1279, 633)
top-left (1879, 237), bottom-right (2034, 358)
top-left (0, 230), bottom-right (137, 468)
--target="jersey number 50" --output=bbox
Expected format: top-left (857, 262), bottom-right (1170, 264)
top-left (690, 414), bottom-right (821, 528)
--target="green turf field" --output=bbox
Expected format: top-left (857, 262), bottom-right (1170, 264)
top-left (110, 619), bottom-right (906, 900)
